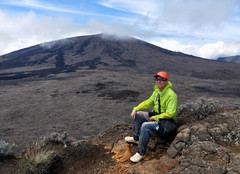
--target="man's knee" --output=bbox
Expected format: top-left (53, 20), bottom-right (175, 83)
top-left (133, 112), bottom-right (141, 123)
top-left (141, 122), bottom-right (157, 132)
top-left (135, 111), bottom-right (140, 117)
top-left (136, 111), bottom-right (150, 121)
top-left (141, 122), bottom-right (150, 131)
top-left (136, 111), bottom-right (148, 116)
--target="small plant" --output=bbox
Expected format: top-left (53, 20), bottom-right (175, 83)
top-left (37, 132), bottom-right (70, 148)
top-left (21, 149), bottom-right (62, 174)
top-left (0, 140), bottom-right (16, 158)
top-left (177, 97), bottom-right (220, 124)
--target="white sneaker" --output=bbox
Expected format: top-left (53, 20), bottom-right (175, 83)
top-left (130, 152), bottom-right (144, 163)
top-left (125, 136), bottom-right (138, 144)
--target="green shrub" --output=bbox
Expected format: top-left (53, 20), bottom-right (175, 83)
top-left (22, 150), bottom-right (62, 174)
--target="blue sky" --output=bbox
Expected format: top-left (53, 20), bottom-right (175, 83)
top-left (0, 0), bottom-right (240, 59)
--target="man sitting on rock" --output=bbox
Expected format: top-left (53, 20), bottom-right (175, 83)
top-left (125, 71), bottom-right (178, 162)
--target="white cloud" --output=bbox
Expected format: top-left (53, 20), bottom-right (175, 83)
top-left (160, 0), bottom-right (238, 27)
top-left (99, 0), bottom-right (238, 26)
top-left (1, 0), bottom-right (95, 16)
top-left (1, 7), bottom-right (240, 59)
top-left (0, 0), bottom-right (124, 19)
top-left (0, 10), bottom-right (90, 55)
top-left (82, 19), bottom-right (139, 37)
top-left (199, 41), bottom-right (240, 58)
top-left (100, 0), bottom-right (240, 40)
top-left (151, 39), bottom-right (240, 59)
top-left (0, 0), bottom-right (240, 59)
top-left (99, 0), bottom-right (158, 16)
top-left (0, 10), bottom-right (140, 55)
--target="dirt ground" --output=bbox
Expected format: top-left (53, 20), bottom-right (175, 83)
top-left (0, 124), bottom-right (133, 174)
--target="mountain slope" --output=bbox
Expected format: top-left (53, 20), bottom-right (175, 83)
top-left (1, 34), bottom-right (240, 80)
top-left (217, 55), bottom-right (240, 63)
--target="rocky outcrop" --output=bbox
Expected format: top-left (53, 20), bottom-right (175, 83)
top-left (107, 109), bottom-right (240, 174)
top-left (168, 109), bottom-right (240, 174)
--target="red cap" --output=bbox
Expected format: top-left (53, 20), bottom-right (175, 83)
top-left (154, 72), bottom-right (169, 80)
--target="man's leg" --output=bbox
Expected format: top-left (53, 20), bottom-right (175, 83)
top-left (132, 111), bottom-right (150, 141)
top-left (138, 121), bottom-right (158, 155)
top-left (130, 121), bottom-right (158, 162)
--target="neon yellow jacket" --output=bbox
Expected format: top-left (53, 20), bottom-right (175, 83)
top-left (133, 81), bottom-right (178, 121)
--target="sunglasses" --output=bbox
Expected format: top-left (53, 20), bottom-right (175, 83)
top-left (155, 77), bottom-right (167, 82)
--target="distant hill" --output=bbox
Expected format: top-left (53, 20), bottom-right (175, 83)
top-left (0, 34), bottom-right (240, 80)
top-left (217, 55), bottom-right (240, 63)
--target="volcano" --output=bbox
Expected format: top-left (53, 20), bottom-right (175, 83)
top-left (1, 34), bottom-right (240, 80)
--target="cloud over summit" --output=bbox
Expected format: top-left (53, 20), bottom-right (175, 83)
top-left (0, 0), bottom-right (240, 59)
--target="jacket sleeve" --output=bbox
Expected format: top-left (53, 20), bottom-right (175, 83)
top-left (153, 94), bottom-right (178, 121)
top-left (133, 92), bottom-right (155, 111)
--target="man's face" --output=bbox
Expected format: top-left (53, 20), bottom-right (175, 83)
top-left (155, 76), bottom-right (168, 91)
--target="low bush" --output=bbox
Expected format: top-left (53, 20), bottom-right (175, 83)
top-left (37, 132), bottom-right (70, 148)
top-left (22, 149), bottom-right (62, 174)
top-left (0, 140), bottom-right (16, 159)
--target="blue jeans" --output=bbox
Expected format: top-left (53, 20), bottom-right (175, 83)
top-left (132, 111), bottom-right (158, 156)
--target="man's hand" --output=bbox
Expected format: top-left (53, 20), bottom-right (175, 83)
top-left (131, 110), bottom-right (136, 120)
top-left (149, 116), bottom-right (155, 121)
